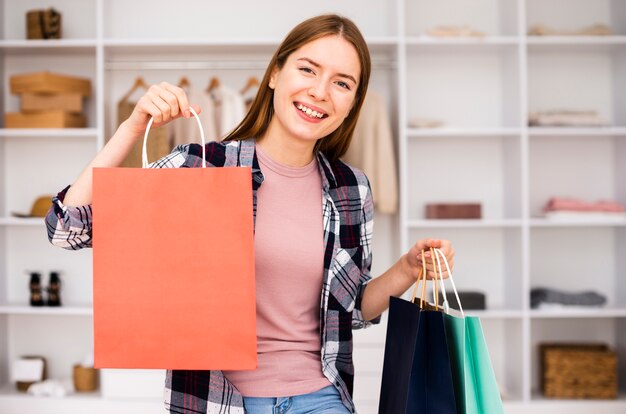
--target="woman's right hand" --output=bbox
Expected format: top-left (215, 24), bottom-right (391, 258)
top-left (124, 81), bottom-right (202, 136)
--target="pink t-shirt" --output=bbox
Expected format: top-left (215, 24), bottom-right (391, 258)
top-left (223, 144), bottom-right (331, 397)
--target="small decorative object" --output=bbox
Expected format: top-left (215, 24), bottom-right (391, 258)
top-left (438, 291), bottom-right (486, 310)
top-left (540, 343), bottom-right (617, 399)
top-left (47, 272), bottom-right (62, 306)
top-left (73, 365), bottom-right (98, 392)
top-left (11, 195), bottom-right (54, 218)
top-left (26, 8), bottom-right (62, 39)
top-left (29, 272), bottom-right (44, 306)
top-left (12, 356), bottom-right (47, 392)
top-left (27, 379), bottom-right (73, 397)
top-left (425, 203), bottom-right (482, 219)
top-left (73, 354), bottom-right (97, 392)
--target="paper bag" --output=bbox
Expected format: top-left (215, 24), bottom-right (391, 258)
top-left (92, 109), bottom-right (256, 370)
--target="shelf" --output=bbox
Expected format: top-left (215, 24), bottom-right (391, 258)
top-left (0, 305), bottom-right (92, 316)
top-left (103, 36), bottom-right (399, 56)
top-left (527, 36), bottom-right (626, 53)
top-left (527, 36), bottom-right (626, 44)
top-left (0, 39), bottom-right (97, 56)
top-left (406, 36), bottom-right (519, 52)
top-left (531, 391), bottom-right (626, 404)
top-left (406, 127), bottom-right (521, 137)
top-left (407, 219), bottom-right (522, 228)
top-left (530, 218), bottom-right (626, 227)
top-left (0, 385), bottom-right (163, 414)
top-left (0, 386), bottom-right (100, 400)
top-left (0, 129), bottom-right (99, 138)
top-left (0, 217), bottom-right (45, 226)
top-left (464, 309), bottom-right (523, 319)
top-left (530, 308), bottom-right (626, 319)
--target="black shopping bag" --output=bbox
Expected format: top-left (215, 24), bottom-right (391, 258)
top-left (378, 294), bottom-right (457, 413)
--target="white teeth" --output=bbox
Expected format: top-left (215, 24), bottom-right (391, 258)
top-left (297, 103), bottom-right (325, 119)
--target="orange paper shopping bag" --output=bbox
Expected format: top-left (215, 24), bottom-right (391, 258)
top-left (92, 109), bottom-right (256, 370)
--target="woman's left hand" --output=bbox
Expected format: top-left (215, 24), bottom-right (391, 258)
top-left (402, 239), bottom-right (454, 281)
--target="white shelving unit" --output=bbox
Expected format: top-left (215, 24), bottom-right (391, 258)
top-left (1, 0), bottom-right (625, 413)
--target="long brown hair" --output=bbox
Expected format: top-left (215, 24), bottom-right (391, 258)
top-left (222, 14), bottom-right (371, 162)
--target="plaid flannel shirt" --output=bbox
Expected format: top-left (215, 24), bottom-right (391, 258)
top-left (46, 138), bottom-right (379, 413)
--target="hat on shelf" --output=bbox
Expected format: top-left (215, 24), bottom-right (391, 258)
top-left (11, 195), bottom-right (54, 218)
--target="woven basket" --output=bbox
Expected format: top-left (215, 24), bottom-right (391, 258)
top-left (540, 343), bottom-right (617, 399)
top-left (73, 365), bottom-right (98, 392)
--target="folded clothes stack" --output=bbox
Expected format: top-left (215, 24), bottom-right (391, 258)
top-left (529, 110), bottom-right (609, 127)
top-left (543, 197), bottom-right (626, 220)
top-left (424, 25), bottom-right (485, 38)
top-left (528, 23), bottom-right (613, 36)
top-left (531, 287), bottom-right (606, 309)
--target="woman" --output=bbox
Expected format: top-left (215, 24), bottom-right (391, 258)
top-left (46, 14), bottom-right (454, 414)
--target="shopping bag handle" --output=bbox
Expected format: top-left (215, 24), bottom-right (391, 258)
top-left (142, 107), bottom-right (206, 168)
top-left (410, 251), bottom-right (427, 307)
top-left (409, 248), bottom-right (464, 316)
top-left (410, 248), bottom-right (440, 311)
top-left (432, 248), bottom-right (465, 316)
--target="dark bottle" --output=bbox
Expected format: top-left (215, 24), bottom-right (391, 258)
top-left (47, 272), bottom-right (62, 307)
top-left (29, 272), bottom-right (44, 306)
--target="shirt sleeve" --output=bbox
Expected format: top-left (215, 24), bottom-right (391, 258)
top-left (45, 144), bottom-right (192, 251)
top-left (352, 176), bottom-right (381, 329)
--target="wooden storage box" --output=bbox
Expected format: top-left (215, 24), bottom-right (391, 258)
top-left (540, 343), bottom-right (617, 399)
top-left (425, 203), bottom-right (482, 219)
top-left (5, 111), bottom-right (86, 128)
top-left (26, 8), bottom-right (62, 39)
top-left (10, 72), bottom-right (91, 97)
top-left (21, 92), bottom-right (83, 113)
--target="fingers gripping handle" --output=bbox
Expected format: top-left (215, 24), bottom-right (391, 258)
top-left (141, 107), bottom-right (206, 168)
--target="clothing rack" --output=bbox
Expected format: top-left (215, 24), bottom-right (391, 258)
top-left (105, 59), bottom-right (396, 71)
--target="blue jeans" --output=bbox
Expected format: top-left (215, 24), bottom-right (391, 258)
top-left (242, 385), bottom-right (351, 414)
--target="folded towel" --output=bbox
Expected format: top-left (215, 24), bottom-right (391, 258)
top-left (531, 287), bottom-right (606, 309)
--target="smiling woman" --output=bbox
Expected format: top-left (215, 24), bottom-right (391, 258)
top-left (45, 13), bottom-right (455, 414)
top-left (255, 35), bottom-right (361, 166)
top-left (223, 15), bottom-right (371, 166)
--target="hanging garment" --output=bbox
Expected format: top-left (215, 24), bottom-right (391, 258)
top-left (115, 79), bottom-right (171, 168)
top-left (210, 83), bottom-right (246, 138)
top-left (344, 91), bottom-right (398, 214)
top-left (240, 76), bottom-right (260, 113)
top-left (171, 84), bottom-right (219, 147)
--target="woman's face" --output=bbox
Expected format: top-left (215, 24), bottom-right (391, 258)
top-left (268, 35), bottom-right (360, 146)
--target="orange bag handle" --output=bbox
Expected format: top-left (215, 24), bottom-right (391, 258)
top-left (409, 248), bottom-right (445, 311)
top-left (142, 107), bottom-right (206, 168)
top-left (410, 250), bottom-right (426, 304)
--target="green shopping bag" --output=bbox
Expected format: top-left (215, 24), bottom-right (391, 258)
top-left (432, 249), bottom-right (505, 414)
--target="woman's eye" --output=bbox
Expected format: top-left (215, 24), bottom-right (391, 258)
top-left (299, 67), bottom-right (315, 74)
top-left (336, 81), bottom-right (351, 90)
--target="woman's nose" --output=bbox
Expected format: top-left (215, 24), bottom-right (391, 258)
top-left (308, 81), bottom-right (329, 101)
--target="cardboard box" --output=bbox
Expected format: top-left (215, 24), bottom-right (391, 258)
top-left (5, 111), bottom-right (86, 128)
top-left (10, 72), bottom-right (91, 97)
top-left (21, 93), bottom-right (83, 113)
top-left (425, 203), bottom-right (482, 219)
